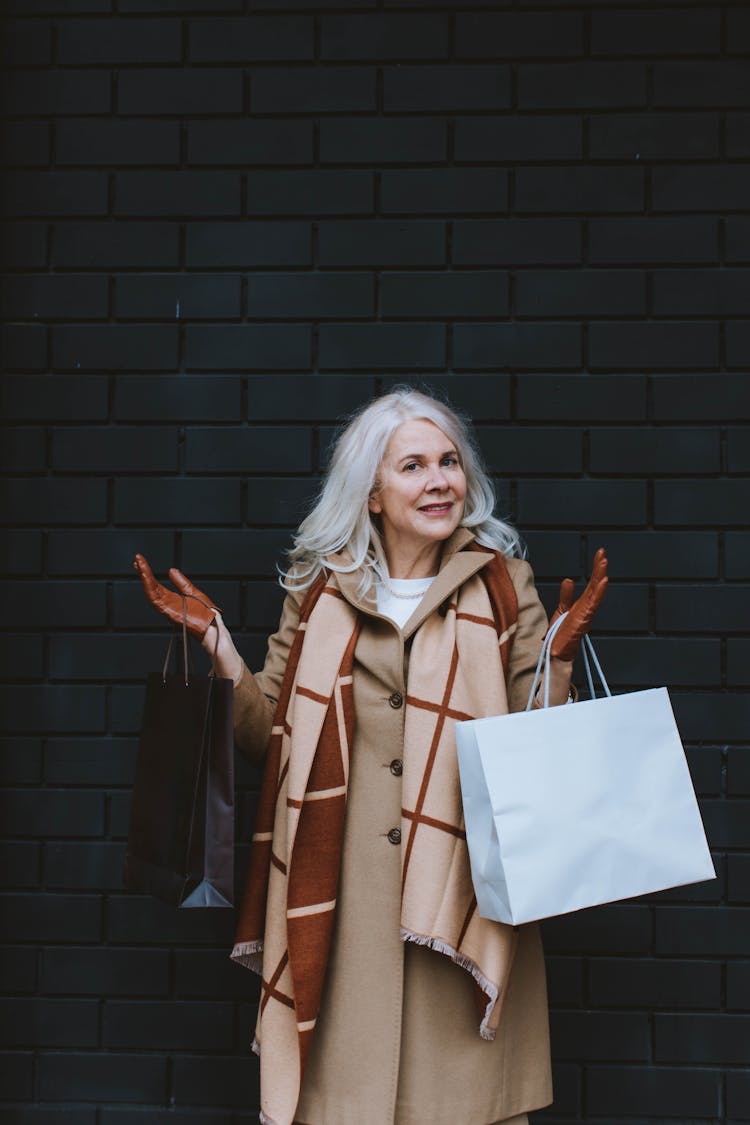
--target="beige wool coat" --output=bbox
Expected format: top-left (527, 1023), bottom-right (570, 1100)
top-left (233, 526), bottom-right (554, 1125)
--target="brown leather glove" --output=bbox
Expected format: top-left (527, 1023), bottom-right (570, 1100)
top-left (133, 554), bottom-right (221, 641)
top-left (547, 546), bottom-right (609, 662)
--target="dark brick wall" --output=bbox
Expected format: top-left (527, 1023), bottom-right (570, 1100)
top-left (1, 1), bottom-right (749, 1122)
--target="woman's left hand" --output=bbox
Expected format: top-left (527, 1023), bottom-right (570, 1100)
top-left (547, 547), bottom-right (609, 662)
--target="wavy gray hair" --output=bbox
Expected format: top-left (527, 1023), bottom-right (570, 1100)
top-left (279, 384), bottom-right (524, 599)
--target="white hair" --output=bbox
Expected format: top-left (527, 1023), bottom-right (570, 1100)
top-left (279, 383), bottom-right (525, 599)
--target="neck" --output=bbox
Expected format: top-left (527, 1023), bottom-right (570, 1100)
top-left (382, 538), bottom-right (443, 580)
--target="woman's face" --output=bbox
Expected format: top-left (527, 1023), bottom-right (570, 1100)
top-left (368, 418), bottom-right (467, 554)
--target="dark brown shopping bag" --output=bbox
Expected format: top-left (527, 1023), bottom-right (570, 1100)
top-left (124, 603), bottom-right (234, 908)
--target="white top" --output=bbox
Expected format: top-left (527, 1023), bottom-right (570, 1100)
top-left (375, 575), bottom-right (436, 629)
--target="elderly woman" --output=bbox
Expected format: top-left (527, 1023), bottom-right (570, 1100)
top-left (135, 386), bottom-right (607, 1125)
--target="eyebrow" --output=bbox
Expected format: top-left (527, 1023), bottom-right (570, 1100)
top-left (397, 449), bottom-right (459, 464)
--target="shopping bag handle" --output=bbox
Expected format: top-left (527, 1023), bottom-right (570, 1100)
top-left (525, 612), bottom-right (612, 711)
top-left (161, 597), bottom-right (221, 687)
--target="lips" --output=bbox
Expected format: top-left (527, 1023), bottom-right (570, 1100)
top-left (419, 502), bottom-right (453, 512)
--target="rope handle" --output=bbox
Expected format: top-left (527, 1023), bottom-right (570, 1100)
top-left (160, 596), bottom-right (220, 685)
top-left (525, 611), bottom-right (612, 712)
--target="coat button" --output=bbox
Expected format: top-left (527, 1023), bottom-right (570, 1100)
top-left (390, 759), bottom-right (403, 776)
top-left (389, 691), bottom-right (403, 709)
top-left (387, 827), bottom-right (401, 845)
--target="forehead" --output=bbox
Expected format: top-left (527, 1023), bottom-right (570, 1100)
top-left (385, 418), bottom-right (453, 457)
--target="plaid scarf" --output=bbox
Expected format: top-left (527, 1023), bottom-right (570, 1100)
top-left (231, 545), bottom-right (520, 1125)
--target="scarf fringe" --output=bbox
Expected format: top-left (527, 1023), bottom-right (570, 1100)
top-left (230, 939), bottom-right (263, 976)
top-left (400, 927), bottom-right (498, 1041)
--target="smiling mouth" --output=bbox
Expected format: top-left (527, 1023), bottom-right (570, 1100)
top-left (419, 502), bottom-right (453, 512)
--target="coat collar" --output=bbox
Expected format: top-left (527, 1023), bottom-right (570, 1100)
top-left (324, 526), bottom-right (495, 640)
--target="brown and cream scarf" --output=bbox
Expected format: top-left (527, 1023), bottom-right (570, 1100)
top-left (231, 544), bottom-right (521, 1125)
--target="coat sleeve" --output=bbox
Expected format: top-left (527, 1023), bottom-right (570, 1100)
top-left (233, 585), bottom-right (305, 767)
top-left (504, 557), bottom-right (550, 715)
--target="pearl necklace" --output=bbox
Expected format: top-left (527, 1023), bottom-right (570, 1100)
top-left (378, 574), bottom-right (436, 600)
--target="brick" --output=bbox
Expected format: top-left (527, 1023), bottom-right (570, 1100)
top-left (546, 956), bottom-right (583, 1006)
top-left (518, 480), bottom-right (646, 527)
top-left (3, 0), bottom-right (109, 8)
top-left (728, 321), bottom-right (750, 367)
top-left (38, 1052), bottom-right (167, 1103)
top-left (0, 427), bottom-right (46, 471)
top-left (728, 1071), bottom-right (750, 1119)
top-left (656, 1013), bottom-right (750, 1064)
top-left (48, 635), bottom-right (170, 681)
top-left (701, 800), bottom-right (750, 848)
top-left (101, 1113), bottom-right (230, 1125)
top-left (47, 530), bottom-right (173, 576)
top-left (107, 895), bottom-right (235, 945)
top-left (45, 738), bottom-right (135, 786)
top-left (455, 116), bottom-right (581, 162)
top-left (457, 12), bottom-right (582, 58)
top-left (515, 270), bottom-right (645, 317)
top-left (108, 790), bottom-right (132, 836)
top-left (0, 634), bottom-right (44, 679)
top-left (51, 426), bottom-right (178, 473)
top-left (0, 274), bottom-right (107, 320)
top-left (656, 481), bottom-right (750, 527)
top-left (729, 7), bottom-right (750, 53)
top-left (120, 0), bottom-right (241, 8)
top-left (652, 375), bottom-right (750, 421)
top-left (589, 321), bottom-right (717, 370)
top-left (56, 120), bottom-right (181, 167)
top-left (0, 948), bottom-right (36, 993)
top-left (586, 1065), bottom-right (720, 1116)
top-left (42, 946), bottom-right (168, 996)
top-left (518, 532), bottom-right (580, 580)
top-left (729, 855), bottom-right (750, 903)
top-left (0, 71), bottom-right (110, 116)
top-left (0, 20), bottom-right (53, 66)
top-left (115, 171), bottom-right (241, 217)
top-left (729, 639), bottom-right (750, 686)
top-left (174, 949), bottom-right (259, 999)
top-left (181, 530), bottom-right (290, 577)
top-left (53, 222), bottom-right (180, 269)
top-left (589, 958), bottom-right (721, 1009)
top-left (186, 427), bottom-right (312, 473)
top-left (727, 217), bottom-right (750, 262)
top-left (0, 532), bottom-right (42, 575)
top-left (454, 324), bottom-right (580, 370)
top-left (115, 376), bottom-right (241, 422)
top-left (114, 478), bottom-right (241, 525)
top-left (247, 477), bottom-right (319, 525)
top-left (53, 325), bottom-right (178, 371)
top-left (0, 997), bottom-right (98, 1047)
top-left (591, 112), bottom-right (717, 160)
top-left (671, 691), bottom-right (749, 742)
top-left (381, 169), bottom-right (507, 215)
top-left (0, 324), bottom-right (47, 369)
top-left (185, 325), bottom-right (310, 371)
top-left (728, 749), bottom-right (750, 796)
top-left (118, 69), bottom-right (242, 115)
top-left (247, 272), bottom-right (373, 318)
top-left (172, 1055), bottom-right (259, 1108)
top-left (517, 167), bottom-right (642, 213)
top-left (0, 1052), bottom-right (32, 1100)
top-left (320, 118), bottom-right (446, 164)
top-left (115, 275), bottom-right (241, 320)
top-left (543, 581), bottom-right (649, 633)
top-left (653, 268), bottom-right (750, 316)
top-left (550, 1011), bottom-right (649, 1061)
top-left (589, 427), bottom-right (719, 474)
top-left (655, 61), bottom-right (750, 108)
top-left (728, 962), bottom-right (750, 1009)
top-left (384, 65), bottom-right (510, 111)
top-left (452, 219), bottom-right (580, 266)
top-left (247, 375), bottom-right (376, 420)
top-left (103, 1000), bottom-right (234, 1049)
top-left (1, 171), bottom-right (108, 217)
top-left (189, 15), bottom-right (312, 61)
top-left (727, 532), bottom-right (750, 579)
top-left (186, 221), bottom-right (310, 267)
top-left (57, 18), bottom-right (181, 64)
top-left (592, 8), bottom-right (719, 55)
top-left (189, 119), bottom-right (313, 166)
top-left (248, 170), bottom-right (372, 215)
top-left (0, 842), bottom-right (40, 887)
top-left (474, 425), bottom-right (582, 474)
top-left (1, 894), bottom-right (101, 943)
top-left (593, 532), bottom-right (717, 579)
top-left (0, 686), bottom-right (105, 733)
top-left (0, 122), bottom-right (50, 167)
top-left (655, 164), bottom-right (750, 211)
top-left (656, 589), bottom-right (750, 634)
top-left (0, 222), bottom-right (48, 268)
top-left (0, 1110), bottom-right (97, 1125)
top-left (729, 428), bottom-right (750, 472)
top-left (318, 220), bottom-right (444, 267)
top-left (590, 216), bottom-right (718, 263)
top-left (542, 905), bottom-right (651, 955)
top-left (0, 789), bottom-right (104, 837)
top-left (381, 271), bottom-right (507, 318)
top-left (0, 479), bottom-right (107, 524)
top-left (520, 61), bottom-right (646, 109)
top-left (380, 374), bottom-right (512, 421)
top-left (319, 323), bottom-right (444, 370)
top-left (323, 13), bottom-right (448, 59)
top-left (252, 67), bottom-right (376, 113)
top-left (0, 739), bottom-right (43, 784)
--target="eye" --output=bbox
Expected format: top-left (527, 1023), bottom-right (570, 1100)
top-left (403, 462), bottom-right (420, 472)
top-left (442, 455), bottom-right (458, 467)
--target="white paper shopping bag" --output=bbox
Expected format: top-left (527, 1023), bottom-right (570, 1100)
top-left (455, 614), bottom-right (715, 926)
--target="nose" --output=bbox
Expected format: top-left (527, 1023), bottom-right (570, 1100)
top-left (426, 462), bottom-right (449, 490)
